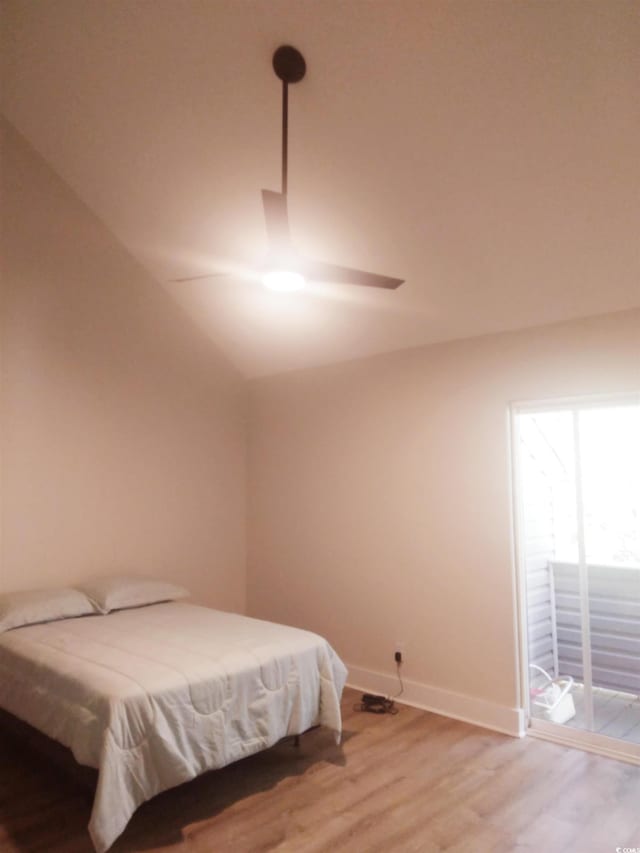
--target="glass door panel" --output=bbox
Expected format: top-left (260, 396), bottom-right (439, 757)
top-left (579, 405), bottom-right (640, 741)
top-left (517, 410), bottom-right (586, 728)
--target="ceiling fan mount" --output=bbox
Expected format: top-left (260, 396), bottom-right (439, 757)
top-left (172, 45), bottom-right (404, 292)
top-left (272, 45), bottom-right (306, 84)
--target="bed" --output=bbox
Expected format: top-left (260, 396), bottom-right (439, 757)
top-left (0, 589), bottom-right (347, 852)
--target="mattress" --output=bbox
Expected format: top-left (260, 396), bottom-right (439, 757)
top-left (0, 602), bottom-right (348, 852)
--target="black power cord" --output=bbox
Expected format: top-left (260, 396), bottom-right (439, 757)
top-left (395, 657), bottom-right (404, 699)
top-left (354, 659), bottom-right (404, 715)
top-left (354, 693), bottom-right (398, 714)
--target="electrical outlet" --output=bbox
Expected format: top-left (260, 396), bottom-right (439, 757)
top-left (394, 650), bottom-right (403, 664)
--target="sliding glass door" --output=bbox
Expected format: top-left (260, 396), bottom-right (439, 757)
top-left (514, 395), bottom-right (640, 754)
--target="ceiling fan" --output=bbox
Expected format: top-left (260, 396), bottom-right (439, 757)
top-left (173, 45), bottom-right (404, 292)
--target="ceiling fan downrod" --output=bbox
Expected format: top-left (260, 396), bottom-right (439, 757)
top-left (272, 45), bottom-right (306, 196)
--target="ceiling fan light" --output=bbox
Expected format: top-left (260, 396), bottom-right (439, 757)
top-left (262, 269), bottom-right (306, 292)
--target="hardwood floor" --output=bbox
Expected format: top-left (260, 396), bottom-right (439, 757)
top-left (1, 687), bottom-right (640, 852)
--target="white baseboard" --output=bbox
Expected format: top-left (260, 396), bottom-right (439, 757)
top-left (346, 663), bottom-right (526, 738)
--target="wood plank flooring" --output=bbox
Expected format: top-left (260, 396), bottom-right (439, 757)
top-left (1, 687), bottom-right (640, 852)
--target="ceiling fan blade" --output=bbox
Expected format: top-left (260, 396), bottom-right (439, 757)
top-left (303, 259), bottom-right (404, 290)
top-left (261, 189), bottom-right (291, 251)
top-left (169, 272), bottom-right (228, 283)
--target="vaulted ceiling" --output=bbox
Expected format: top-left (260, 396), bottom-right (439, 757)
top-left (2, 0), bottom-right (639, 376)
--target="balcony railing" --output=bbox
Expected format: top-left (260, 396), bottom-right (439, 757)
top-left (550, 560), bottom-right (640, 695)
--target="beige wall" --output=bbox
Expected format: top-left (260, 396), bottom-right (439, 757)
top-left (3, 108), bottom-right (639, 723)
top-left (0, 118), bottom-right (246, 610)
top-left (247, 309), bottom-right (640, 712)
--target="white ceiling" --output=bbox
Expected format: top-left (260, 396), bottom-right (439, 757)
top-left (2, 0), bottom-right (639, 377)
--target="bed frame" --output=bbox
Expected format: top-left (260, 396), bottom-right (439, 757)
top-left (0, 706), bottom-right (96, 796)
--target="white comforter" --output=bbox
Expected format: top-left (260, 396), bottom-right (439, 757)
top-left (0, 602), bottom-right (347, 851)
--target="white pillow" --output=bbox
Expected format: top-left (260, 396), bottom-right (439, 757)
top-left (0, 587), bottom-right (96, 633)
top-left (75, 575), bottom-right (190, 614)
